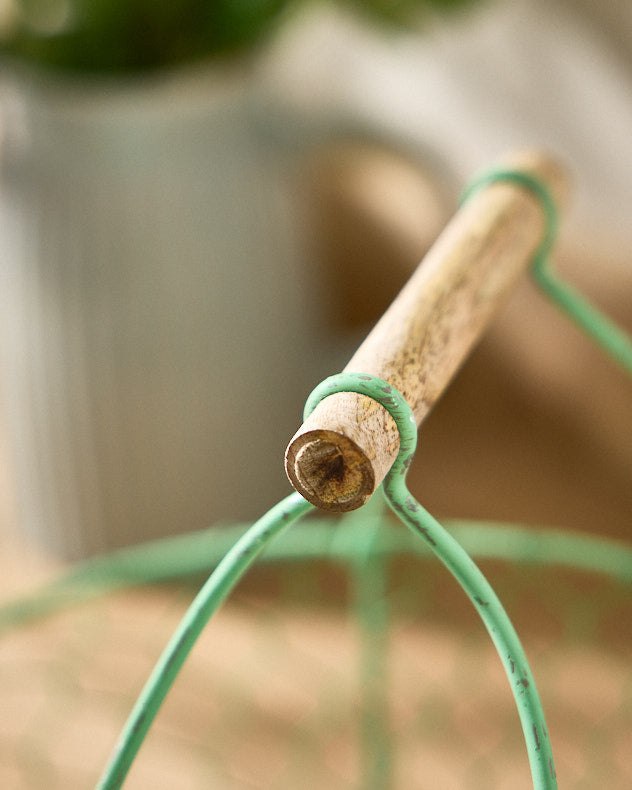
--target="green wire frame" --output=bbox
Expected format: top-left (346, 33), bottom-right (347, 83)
top-left (1, 167), bottom-right (630, 790)
top-left (95, 372), bottom-right (561, 790)
top-left (2, 516), bottom-right (630, 635)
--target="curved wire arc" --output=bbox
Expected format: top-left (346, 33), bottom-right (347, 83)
top-left (95, 492), bottom-right (313, 790)
top-left (2, 518), bottom-right (630, 634)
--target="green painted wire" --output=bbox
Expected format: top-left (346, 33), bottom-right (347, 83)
top-left (462, 169), bottom-right (632, 376)
top-left (94, 492), bottom-right (312, 790)
top-left (347, 494), bottom-right (394, 789)
top-left (306, 373), bottom-right (557, 790)
top-left (2, 518), bottom-right (630, 635)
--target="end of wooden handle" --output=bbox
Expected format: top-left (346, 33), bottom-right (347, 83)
top-left (285, 390), bottom-right (399, 511)
top-left (285, 428), bottom-right (375, 512)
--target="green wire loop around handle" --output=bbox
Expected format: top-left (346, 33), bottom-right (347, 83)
top-left (461, 169), bottom-right (559, 277)
top-left (462, 168), bottom-right (632, 375)
top-left (307, 372), bottom-right (558, 790)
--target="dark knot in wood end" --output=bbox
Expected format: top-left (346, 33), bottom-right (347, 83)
top-left (284, 430), bottom-right (375, 512)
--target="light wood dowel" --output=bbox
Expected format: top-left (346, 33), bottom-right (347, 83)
top-left (285, 149), bottom-right (569, 511)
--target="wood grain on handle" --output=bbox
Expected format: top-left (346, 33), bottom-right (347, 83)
top-left (285, 150), bottom-right (569, 511)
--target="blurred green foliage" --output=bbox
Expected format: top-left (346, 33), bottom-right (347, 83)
top-left (0, 0), bottom-right (476, 73)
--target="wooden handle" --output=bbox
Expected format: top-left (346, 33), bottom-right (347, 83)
top-left (285, 149), bottom-right (570, 511)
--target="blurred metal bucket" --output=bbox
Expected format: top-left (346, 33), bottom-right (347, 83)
top-left (0, 64), bottom-right (338, 558)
